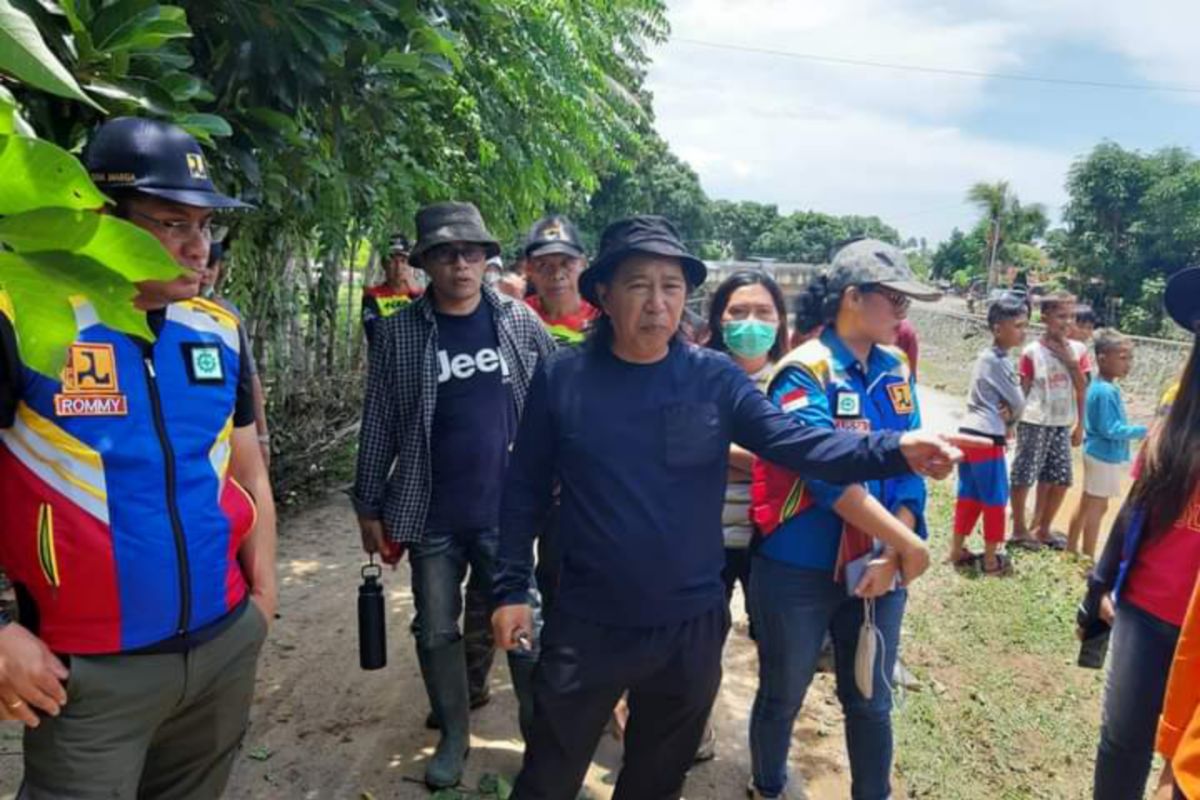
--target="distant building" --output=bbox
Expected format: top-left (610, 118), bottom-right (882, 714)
top-left (704, 260), bottom-right (824, 289)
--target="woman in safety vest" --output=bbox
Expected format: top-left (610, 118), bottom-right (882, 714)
top-left (747, 238), bottom-right (941, 800)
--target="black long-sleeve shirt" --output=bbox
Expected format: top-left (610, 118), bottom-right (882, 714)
top-left (494, 341), bottom-right (911, 628)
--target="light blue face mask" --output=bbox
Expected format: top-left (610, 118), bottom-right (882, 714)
top-left (722, 319), bottom-right (777, 359)
top-left (200, 284), bottom-right (215, 299)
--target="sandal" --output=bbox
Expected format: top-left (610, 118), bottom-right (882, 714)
top-left (950, 550), bottom-right (980, 569)
top-left (1040, 533), bottom-right (1068, 551)
top-left (1009, 537), bottom-right (1044, 552)
top-left (981, 553), bottom-right (1013, 576)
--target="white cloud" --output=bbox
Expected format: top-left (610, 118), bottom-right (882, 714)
top-left (643, 0), bottom-right (1106, 241)
top-left (985, 0), bottom-right (1200, 90)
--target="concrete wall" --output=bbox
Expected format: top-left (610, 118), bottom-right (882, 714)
top-left (908, 303), bottom-right (1189, 419)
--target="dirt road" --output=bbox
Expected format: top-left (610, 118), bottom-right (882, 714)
top-left (0, 491), bottom-right (855, 799)
top-left (1, 384), bottom-right (1118, 799)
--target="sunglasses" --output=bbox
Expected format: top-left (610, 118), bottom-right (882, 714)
top-left (425, 244), bottom-right (488, 268)
top-left (860, 285), bottom-right (911, 314)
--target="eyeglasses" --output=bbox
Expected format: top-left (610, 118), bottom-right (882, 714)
top-left (861, 285), bottom-right (911, 314)
top-left (128, 210), bottom-right (215, 242)
top-left (425, 244), bottom-right (488, 268)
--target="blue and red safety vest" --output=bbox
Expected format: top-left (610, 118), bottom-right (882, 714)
top-left (0, 292), bottom-right (255, 654)
top-left (750, 330), bottom-right (927, 575)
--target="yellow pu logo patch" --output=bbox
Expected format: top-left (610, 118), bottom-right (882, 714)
top-left (186, 152), bottom-right (208, 179)
top-left (56, 343), bottom-right (128, 416)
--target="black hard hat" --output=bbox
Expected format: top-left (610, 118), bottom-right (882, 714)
top-left (84, 117), bottom-right (251, 209)
top-left (524, 215), bottom-right (585, 259)
top-left (388, 233), bottom-right (411, 255)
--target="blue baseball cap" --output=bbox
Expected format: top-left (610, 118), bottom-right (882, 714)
top-left (84, 117), bottom-right (251, 209)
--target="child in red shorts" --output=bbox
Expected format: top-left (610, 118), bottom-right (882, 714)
top-left (950, 293), bottom-right (1028, 574)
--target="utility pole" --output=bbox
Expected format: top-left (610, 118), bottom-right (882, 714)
top-left (986, 217), bottom-right (1002, 291)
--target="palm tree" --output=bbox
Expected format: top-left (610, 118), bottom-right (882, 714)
top-left (967, 181), bottom-right (1010, 290)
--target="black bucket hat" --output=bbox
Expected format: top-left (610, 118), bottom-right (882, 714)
top-left (85, 117), bottom-right (251, 209)
top-left (579, 215), bottom-right (707, 305)
top-left (1165, 267), bottom-right (1200, 333)
top-left (409, 202), bottom-right (501, 268)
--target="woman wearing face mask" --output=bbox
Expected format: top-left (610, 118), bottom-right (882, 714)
top-left (706, 271), bottom-right (790, 609)
top-left (689, 271), bottom-right (790, 762)
top-left (748, 239), bottom-right (942, 800)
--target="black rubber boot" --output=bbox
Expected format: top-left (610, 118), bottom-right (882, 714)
top-left (424, 689), bottom-right (491, 730)
top-left (417, 641), bottom-right (471, 789)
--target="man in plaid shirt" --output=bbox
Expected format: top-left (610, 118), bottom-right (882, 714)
top-left (353, 202), bottom-right (555, 790)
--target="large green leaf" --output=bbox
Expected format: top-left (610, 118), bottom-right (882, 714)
top-left (176, 113), bottom-right (232, 138)
top-left (0, 208), bottom-right (184, 282)
top-left (158, 70), bottom-right (201, 101)
top-left (0, 250), bottom-right (153, 377)
top-left (92, 1), bottom-right (190, 52)
top-left (0, 134), bottom-right (108, 214)
top-left (84, 77), bottom-right (175, 115)
top-left (377, 48), bottom-right (421, 73)
top-left (0, 0), bottom-right (102, 109)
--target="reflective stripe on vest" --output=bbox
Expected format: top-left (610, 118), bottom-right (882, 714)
top-left (0, 297), bottom-right (255, 654)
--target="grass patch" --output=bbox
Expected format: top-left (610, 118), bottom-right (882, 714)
top-left (894, 481), bottom-right (1105, 799)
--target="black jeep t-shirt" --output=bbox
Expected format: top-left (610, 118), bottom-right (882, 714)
top-left (424, 302), bottom-right (515, 532)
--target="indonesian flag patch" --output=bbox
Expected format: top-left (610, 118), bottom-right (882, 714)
top-left (781, 387), bottom-right (809, 413)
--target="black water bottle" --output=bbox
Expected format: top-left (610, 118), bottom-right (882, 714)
top-left (358, 559), bottom-right (387, 670)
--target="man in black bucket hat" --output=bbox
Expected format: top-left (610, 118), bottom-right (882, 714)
top-left (492, 215), bottom-right (975, 799)
top-left (353, 201), bottom-right (554, 788)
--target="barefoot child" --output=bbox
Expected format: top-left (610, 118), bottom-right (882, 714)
top-left (1066, 330), bottom-right (1147, 558)
top-left (951, 293), bottom-right (1028, 574)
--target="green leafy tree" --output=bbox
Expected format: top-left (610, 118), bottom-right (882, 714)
top-left (581, 133), bottom-right (711, 252)
top-left (709, 199), bottom-right (778, 259)
top-left (967, 180), bottom-right (1008, 289)
top-left (749, 211), bottom-right (900, 263)
top-left (930, 227), bottom-right (985, 280)
top-left (2, 0), bottom-right (672, 491)
top-left (966, 180), bottom-right (1048, 289)
top-left (1061, 142), bottom-right (1156, 291)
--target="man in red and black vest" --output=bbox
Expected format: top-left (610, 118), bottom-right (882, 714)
top-left (362, 233), bottom-right (423, 346)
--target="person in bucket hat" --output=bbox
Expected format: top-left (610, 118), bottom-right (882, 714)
top-left (0, 117), bottom-right (277, 797)
top-left (352, 201), bottom-right (554, 789)
top-left (361, 232), bottom-right (424, 346)
top-left (491, 216), bottom-right (974, 800)
top-left (407, 201), bottom-right (502, 268)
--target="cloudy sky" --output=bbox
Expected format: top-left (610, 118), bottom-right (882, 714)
top-left (645, 0), bottom-right (1200, 244)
